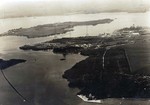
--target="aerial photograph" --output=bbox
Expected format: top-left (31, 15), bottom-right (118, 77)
top-left (0, 0), bottom-right (150, 105)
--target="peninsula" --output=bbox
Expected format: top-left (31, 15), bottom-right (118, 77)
top-left (19, 26), bottom-right (150, 102)
top-left (19, 26), bottom-right (147, 53)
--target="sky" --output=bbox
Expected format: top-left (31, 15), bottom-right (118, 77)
top-left (0, 0), bottom-right (150, 19)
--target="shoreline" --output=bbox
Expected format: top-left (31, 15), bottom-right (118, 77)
top-left (0, 19), bottom-right (113, 38)
top-left (7, 26), bottom-right (150, 103)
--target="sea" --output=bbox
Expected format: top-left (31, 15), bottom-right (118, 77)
top-left (0, 12), bottom-right (150, 105)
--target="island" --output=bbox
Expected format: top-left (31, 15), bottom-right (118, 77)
top-left (0, 19), bottom-right (113, 38)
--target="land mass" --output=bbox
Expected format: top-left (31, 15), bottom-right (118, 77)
top-left (62, 27), bottom-right (150, 100)
top-left (0, 19), bottom-right (113, 38)
top-left (0, 59), bottom-right (26, 70)
top-left (63, 47), bottom-right (150, 99)
top-left (19, 26), bottom-right (150, 101)
top-left (19, 26), bottom-right (148, 53)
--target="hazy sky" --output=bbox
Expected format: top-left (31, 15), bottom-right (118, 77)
top-left (0, 0), bottom-right (150, 19)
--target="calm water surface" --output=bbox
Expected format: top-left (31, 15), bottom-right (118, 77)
top-left (0, 12), bottom-right (150, 105)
